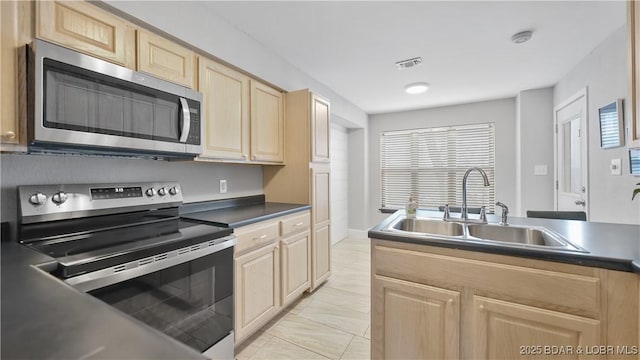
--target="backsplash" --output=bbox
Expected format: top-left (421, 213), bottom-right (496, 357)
top-left (0, 153), bottom-right (263, 236)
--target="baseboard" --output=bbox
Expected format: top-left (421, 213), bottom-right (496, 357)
top-left (348, 228), bottom-right (368, 239)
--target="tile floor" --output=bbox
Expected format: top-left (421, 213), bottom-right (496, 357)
top-left (235, 237), bottom-right (371, 360)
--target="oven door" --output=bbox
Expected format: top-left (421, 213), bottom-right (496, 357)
top-left (66, 236), bottom-right (235, 356)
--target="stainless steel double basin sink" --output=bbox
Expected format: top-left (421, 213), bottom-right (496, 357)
top-left (382, 217), bottom-right (588, 253)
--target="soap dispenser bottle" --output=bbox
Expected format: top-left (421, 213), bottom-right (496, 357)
top-left (406, 195), bottom-right (418, 219)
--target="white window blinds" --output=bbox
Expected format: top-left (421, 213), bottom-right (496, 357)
top-left (380, 123), bottom-right (496, 212)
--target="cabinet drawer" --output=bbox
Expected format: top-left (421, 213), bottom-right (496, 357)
top-left (280, 212), bottom-right (310, 237)
top-left (235, 221), bottom-right (279, 256)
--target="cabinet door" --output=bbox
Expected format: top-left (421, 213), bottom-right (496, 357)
top-left (250, 81), bottom-right (284, 163)
top-left (234, 242), bottom-right (280, 344)
top-left (310, 165), bottom-right (331, 290)
top-left (37, 1), bottom-right (135, 68)
top-left (311, 165), bottom-right (330, 225)
top-left (311, 223), bottom-right (330, 291)
top-left (630, 0), bottom-right (640, 147)
top-left (198, 58), bottom-right (250, 161)
top-left (311, 93), bottom-right (330, 163)
top-left (137, 30), bottom-right (195, 88)
top-left (472, 296), bottom-right (600, 360)
top-left (1, 1), bottom-right (30, 145)
top-left (281, 231), bottom-right (311, 307)
top-left (372, 276), bottom-right (460, 360)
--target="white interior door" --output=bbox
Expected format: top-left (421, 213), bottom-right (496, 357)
top-left (554, 88), bottom-right (589, 217)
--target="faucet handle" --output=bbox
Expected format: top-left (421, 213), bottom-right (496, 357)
top-left (479, 206), bottom-right (487, 223)
top-left (495, 201), bottom-right (509, 226)
top-left (443, 204), bottom-right (451, 221)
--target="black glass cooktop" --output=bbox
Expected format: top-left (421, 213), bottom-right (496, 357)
top-left (24, 213), bottom-right (232, 278)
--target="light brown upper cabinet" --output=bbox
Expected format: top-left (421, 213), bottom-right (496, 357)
top-left (629, 0), bottom-right (640, 148)
top-left (137, 30), bottom-right (196, 88)
top-left (250, 80), bottom-right (285, 163)
top-left (1, 1), bottom-right (31, 147)
top-left (37, 1), bottom-right (135, 68)
top-left (197, 60), bottom-right (284, 164)
top-left (198, 58), bottom-right (250, 160)
top-left (311, 94), bottom-right (330, 162)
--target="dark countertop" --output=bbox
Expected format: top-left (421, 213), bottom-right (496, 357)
top-left (1, 241), bottom-right (205, 360)
top-left (1, 195), bottom-right (309, 359)
top-left (369, 210), bottom-right (640, 274)
top-left (181, 195), bottom-right (311, 228)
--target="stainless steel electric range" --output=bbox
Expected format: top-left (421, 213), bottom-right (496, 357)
top-left (18, 182), bottom-right (235, 359)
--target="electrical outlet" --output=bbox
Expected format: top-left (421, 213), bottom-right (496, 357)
top-left (219, 179), bottom-right (228, 193)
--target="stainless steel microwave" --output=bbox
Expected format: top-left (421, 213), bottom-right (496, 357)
top-left (27, 39), bottom-right (203, 158)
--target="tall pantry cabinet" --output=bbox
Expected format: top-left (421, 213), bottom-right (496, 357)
top-left (264, 89), bottom-right (331, 290)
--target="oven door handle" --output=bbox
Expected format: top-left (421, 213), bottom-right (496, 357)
top-left (66, 235), bottom-right (236, 293)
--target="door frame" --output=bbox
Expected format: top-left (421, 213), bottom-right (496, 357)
top-left (553, 87), bottom-right (589, 218)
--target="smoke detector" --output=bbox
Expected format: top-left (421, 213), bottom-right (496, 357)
top-left (396, 57), bottom-right (423, 70)
top-left (511, 30), bottom-right (533, 44)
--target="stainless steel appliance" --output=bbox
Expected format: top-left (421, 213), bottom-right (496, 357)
top-left (18, 182), bottom-right (235, 359)
top-left (27, 39), bottom-right (203, 158)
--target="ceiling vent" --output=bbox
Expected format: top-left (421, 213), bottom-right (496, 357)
top-left (396, 57), bottom-right (423, 70)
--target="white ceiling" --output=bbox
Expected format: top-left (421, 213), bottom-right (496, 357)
top-left (204, 1), bottom-right (626, 115)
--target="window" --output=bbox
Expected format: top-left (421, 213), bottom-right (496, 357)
top-left (380, 123), bottom-right (495, 212)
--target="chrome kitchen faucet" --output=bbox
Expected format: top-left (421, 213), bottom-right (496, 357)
top-left (444, 167), bottom-right (490, 224)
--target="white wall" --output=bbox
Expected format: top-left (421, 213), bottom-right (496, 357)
top-left (0, 154), bottom-right (263, 233)
top-left (368, 98), bottom-right (517, 227)
top-left (330, 124), bottom-right (349, 244)
top-left (554, 26), bottom-right (640, 224)
top-left (347, 127), bottom-right (370, 236)
top-left (102, 1), bottom-right (368, 129)
top-left (516, 88), bottom-right (555, 216)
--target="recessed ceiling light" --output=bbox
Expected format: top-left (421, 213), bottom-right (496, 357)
top-left (511, 30), bottom-right (533, 44)
top-left (405, 82), bottom-right (429, 94)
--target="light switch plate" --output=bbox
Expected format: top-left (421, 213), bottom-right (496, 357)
top-left (610, 159), bottom-right (622, 176)
top-left (534, 165), bottom-right (548, 176)
top-left (219, 179), bottom-right (228, 193)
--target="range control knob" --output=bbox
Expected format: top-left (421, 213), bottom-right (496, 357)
top-left (145, 188), bottom-right (156, 197)
top-left (157, 188), bottom-right (167, 196)
top-left (51, 191), bottom-right (68, 205)
top-left (28, 192), bottom-right (47, 206)
top-left (169, 187), bottom-right (180, 196)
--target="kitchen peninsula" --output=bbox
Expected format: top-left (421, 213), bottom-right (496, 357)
top-left (368, 210), bottom-right (640, 359)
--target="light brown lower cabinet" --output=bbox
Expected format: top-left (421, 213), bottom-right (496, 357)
top-left (311, 222), bottom-right (330, 289)
top-left (373, 275), bottom-right (460, 359)
top-left (281, 231), bottom-right (311, 308)
top-left (371, 239), bottom-right (640, 360)
top-left (234, 238), bottom-right (280, 343)
top-left (234, 211), bottom-right (311, 346)
top-left (473, 296), bottom-right (600, 359)
top-left (310, 164), bottom-right (331, 290)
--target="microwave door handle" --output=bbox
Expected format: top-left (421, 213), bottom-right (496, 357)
top-left (179, 97), bottom-right (190, 143)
